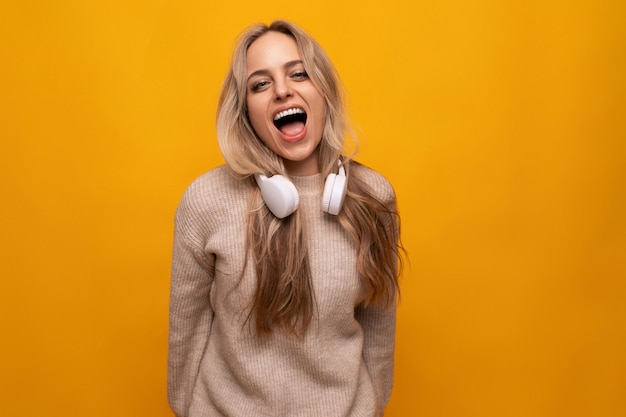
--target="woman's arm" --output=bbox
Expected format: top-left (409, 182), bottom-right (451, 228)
top-left (355, 302), bottom-right (397, 414)
top-left (355, 173), bottom-right (400, 414)
top-left (168, 193), bottom-right (215, 417)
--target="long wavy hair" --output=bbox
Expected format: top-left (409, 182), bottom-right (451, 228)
top-left (217, 20), bottom-right (402, 336)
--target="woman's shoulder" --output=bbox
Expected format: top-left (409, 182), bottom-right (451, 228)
top-left (185, 164), bottom-right (237, 192)
top-left (184, 164), bottom-right (250, 194)
top-left (177, 165), bottom-right (250, 217)
top-left (350, 161), bottom-right (396, 203)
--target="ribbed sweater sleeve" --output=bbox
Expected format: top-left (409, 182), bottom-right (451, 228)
top-left (355, 304), bottom-right (396, 412)
top-left (168, 184), bottom-right (216, 417)
top-left (354, 168), bottom-right (399, 412)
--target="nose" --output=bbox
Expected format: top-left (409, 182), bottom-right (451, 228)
top-left (273, 79), bottom-right (292, 101)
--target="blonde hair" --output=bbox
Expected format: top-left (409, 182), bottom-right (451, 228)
top-left (217, 20), bottom-right (346, 179)
top-left (217, 20), bottom-right (402, 336)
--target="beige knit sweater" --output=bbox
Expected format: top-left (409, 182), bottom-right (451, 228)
top-left (168, 164), bottom-right (397, 417)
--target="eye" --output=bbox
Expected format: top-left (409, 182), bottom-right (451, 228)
top-left (250, 80), bottom-right (270, 92)
top-left (291, 70), bottom-right (309, 80)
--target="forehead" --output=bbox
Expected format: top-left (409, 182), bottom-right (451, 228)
top-left (246, 31), bottom-right (302, 74)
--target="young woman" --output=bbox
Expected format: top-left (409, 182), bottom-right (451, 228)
top-left (168, 20), bottom-right (402, 417)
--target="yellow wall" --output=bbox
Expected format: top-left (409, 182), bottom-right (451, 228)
top-left (1, 1), bottom-right (624, 416)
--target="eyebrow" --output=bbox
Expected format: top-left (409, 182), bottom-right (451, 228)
top-left (246, 60), bottom-right (304, 83)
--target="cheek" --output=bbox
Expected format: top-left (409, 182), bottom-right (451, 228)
top-left (313, 100), bottom-right (327, 131)
top-left (246, 100), bottom-right (267, 133)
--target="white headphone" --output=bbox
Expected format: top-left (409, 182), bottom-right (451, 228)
top-left (254, 164), bottom-right (347, 219)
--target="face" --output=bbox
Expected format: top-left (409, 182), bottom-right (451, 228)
top-left (245, 31), bottom-right (326, 176)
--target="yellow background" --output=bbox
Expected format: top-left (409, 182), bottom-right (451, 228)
top-left (1, 1), bottom-right (624, 416)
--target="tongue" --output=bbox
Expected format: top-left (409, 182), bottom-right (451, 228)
top-left (280, 121), bottom-right (305, 136)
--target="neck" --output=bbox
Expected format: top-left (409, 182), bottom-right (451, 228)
top-left (284, 152), bottom-right (320, 176)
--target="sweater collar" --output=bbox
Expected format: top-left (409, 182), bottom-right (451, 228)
top-left (290, 173), bottom-right (323, 197)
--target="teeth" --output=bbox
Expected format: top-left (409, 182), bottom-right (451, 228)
top-left (274, 108), bottom-right (305, 121)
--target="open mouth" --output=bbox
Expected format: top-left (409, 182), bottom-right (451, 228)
top-left (273, 108), bottom-right (307, 136)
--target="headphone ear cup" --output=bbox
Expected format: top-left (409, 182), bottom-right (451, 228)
top-left (255, 174), bottom-right (300, 219)
top-left (322, 172), bottom-right (347, 215)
